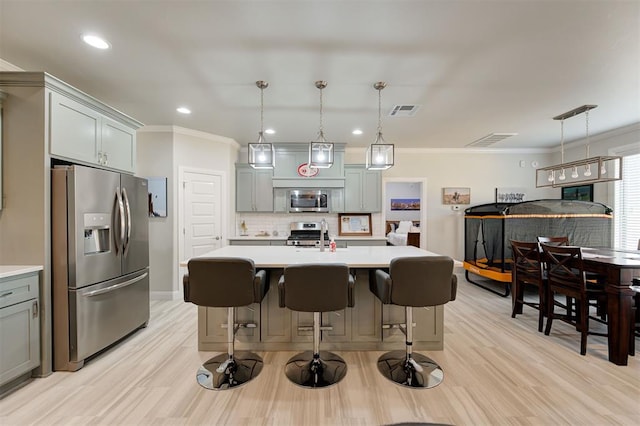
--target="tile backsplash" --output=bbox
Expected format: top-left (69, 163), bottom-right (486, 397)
top-left (236, 213), bottom-right (383, 238)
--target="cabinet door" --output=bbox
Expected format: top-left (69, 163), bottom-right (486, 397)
top-left (362, 170), bottom-right (381, 212)
top-left (344, 167), bottom-right (364, 212)
top-left (273, 188), bottom-right (287, 213)
top-left (49, 91), bottom-right (100, 165)
top-left (200, 304), bottom-right (260, 344)
top-left (236, 167), bottom-right (255, 212)
top-left (330, 188), bottom-right (344, 213)
top-left (350, 270), bottom-right (382, 342)
top-left (254, 170), bottom-right (273, 212)
top-left (0, 299), bottom-right (40, 386)
top-left (101, 117), bottom-right (136, 173)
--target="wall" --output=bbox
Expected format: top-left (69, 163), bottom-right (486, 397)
top-left (137, 126), bottom-right (239, 299)
top-left (136, 131), bottom-right (173, 299)
top-left (385, 182), bottom-right (421, 222)
top-left (345, 148), bottom-right (556, 260)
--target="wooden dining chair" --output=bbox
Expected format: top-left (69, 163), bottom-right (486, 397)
top-left (537, 236), bottom-right (569, 246)
top-left (510, 240), bottom-right (546, 332)
top-left (540, 243), bottom-right (608, 355)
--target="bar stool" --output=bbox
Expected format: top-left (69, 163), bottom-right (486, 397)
top-left (278, 263), bottom-right (355, 388)
top-left (371, 256), bottom-right (457, 388)
top-left (184, 257), bottom-right (269, 390)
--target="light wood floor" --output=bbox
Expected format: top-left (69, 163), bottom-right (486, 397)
top-left (1, 274), bottom-right (639, 425)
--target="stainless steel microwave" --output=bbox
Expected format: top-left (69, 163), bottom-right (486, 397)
top-left (288, 189), bottom-right (329, 213)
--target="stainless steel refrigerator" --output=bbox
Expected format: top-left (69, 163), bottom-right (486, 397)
top-left (52, 165), bottom-right (149, 371)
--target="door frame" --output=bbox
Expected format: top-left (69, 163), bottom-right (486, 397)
top-left (382, 177), bottom-right (428, 249)
top-left (178, 166), bottom-right (227, 288)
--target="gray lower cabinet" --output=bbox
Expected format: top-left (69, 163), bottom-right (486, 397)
top-left (236, 164), bottom-right (273, 212)
top-left (199, 268), bottom-right (443, 351)
top-left (200, 303), bottom-right (261, 345)
top-left (344, 165), bottom-right (381, 212)
top-left (0, 272), bottom-right (40, 387)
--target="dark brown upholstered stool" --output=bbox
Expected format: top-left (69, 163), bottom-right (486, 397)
top-left (184, 257), bottom-right (268, 390)
top-left (278, 263), bottom-right (355, 388)
top-left (371, 256), bottom-right (457, 389)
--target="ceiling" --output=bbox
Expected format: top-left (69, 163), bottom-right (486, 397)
top-left (1, 0), bottom-right (638, 150)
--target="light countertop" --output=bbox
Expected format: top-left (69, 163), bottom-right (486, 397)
top-left (0, 265), bottom-right (43, 279)
top-left (228, 235), bottom-right (386, 241)
top-left (182, 245), bottom-right (440, 268)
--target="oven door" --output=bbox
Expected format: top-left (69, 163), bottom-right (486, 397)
top-left (289, 190), bottom-right (329, 212)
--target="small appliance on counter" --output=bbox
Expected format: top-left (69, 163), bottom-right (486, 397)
top-left (286, 221), bottom-right (330, 247)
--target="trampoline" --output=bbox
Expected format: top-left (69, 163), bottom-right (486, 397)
top-left (463, 199), bottom-right (613, 296)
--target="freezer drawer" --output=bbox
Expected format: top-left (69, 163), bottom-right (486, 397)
top-left (69, 269), bottom-right (149, 364)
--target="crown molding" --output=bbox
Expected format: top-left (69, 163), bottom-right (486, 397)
top-left (138, 125), bottom-right (240, 149)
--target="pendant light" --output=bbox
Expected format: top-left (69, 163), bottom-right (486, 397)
top-left (248, 80), bottom-right (275, 169)
top-left (535, 104), bottom-right (622, 188)
top-left (366, 81), bottom-right (394, 170)
top-left (309, 80), bottom-right (334, 169)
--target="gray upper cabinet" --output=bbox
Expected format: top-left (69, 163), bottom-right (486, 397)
top-left (236, 164), bottom-right (273, 212)
top-left (50, 91), bottom-right (136, 173)
top-left (344, 165), bottom-right (381, 212)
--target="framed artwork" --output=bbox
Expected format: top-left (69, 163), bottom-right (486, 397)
top-left (561, 184), bottom-right (594, 202)
top-left (442, 187), bottom-right (470, 205)
top-left (496, 187), bottom-right (527, 203)
top-left (390, 198), bottom-right (420, 211)
top-left (147, 176), bottom-right (168, 217)
top-left (338, 213), bottom-right (372, 236)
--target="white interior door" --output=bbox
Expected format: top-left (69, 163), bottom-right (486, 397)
top-left (182, 170), bottom-right (224, 261)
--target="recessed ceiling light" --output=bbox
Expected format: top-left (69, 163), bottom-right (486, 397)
top-left (265, 128), bottom-right (276, 135)
top-left (176, 107), bottom-right (191, 114)
top-left (82, 34), bottom-right (110, 50)
top-left (352, 129), bottom-right (363, 135)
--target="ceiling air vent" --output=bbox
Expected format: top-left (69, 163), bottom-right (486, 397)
top-left (388, 105), bottom-right (420, 117)
top-left (466, 133), bottom-right (518, 147)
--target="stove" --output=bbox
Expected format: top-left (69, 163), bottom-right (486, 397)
top-left (286, 221), bottom-right (330, 247)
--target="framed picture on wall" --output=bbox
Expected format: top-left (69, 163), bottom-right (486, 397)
top-left (338, 213), bottom-right (372, 236)
top-left (390, 198), bottom-right (420, 211)
top-left (561, 184), bottom-right (594, 202)
top-left (496, 187), bottom-right (527, 203)
top-left (442, 187), bottom-right (470, 205)
top-left (147, 177), bottom-right (168, 217)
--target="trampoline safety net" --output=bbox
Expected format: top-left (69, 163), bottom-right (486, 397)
top-left (464, 199), bottom-right (612, 284)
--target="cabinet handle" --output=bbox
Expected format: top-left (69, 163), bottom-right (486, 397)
top-left (32, 300), bottom-right (39, 318)
top-left (98, 151), bottom-right (103, 164)
top-left (0, 291), bottom-right (13, 298)
top-left (103, 152), bottom-right (108, 165)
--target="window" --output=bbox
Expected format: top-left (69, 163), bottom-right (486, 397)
top-left (614, 152), bottom-right (640, 250)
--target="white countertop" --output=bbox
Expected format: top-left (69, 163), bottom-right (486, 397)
top-left (0, 265), bottom-right (43, 279)
top-left (228, 236), bottom-right (386, 241)
top-left (182, 245), bottom-right (441, 268)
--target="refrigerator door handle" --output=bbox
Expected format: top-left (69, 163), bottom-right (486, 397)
top-left (83, 272), bottom-right (149, 297)
top-left (122, 187), bottom-right (132, 256)
top-left (116, 186), bottom-right (126, 254)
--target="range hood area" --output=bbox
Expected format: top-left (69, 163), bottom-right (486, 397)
top-left (271, 143), bottom-right (345, 188)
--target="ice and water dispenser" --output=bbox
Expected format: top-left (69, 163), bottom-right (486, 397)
top-left (83, 213), bottom-right (111, 255)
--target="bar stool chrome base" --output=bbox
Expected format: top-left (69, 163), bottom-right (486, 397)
top-left (284, 350), bottom-right (347, 388)
top-left (377, 350), bottom-right (444, 389)
top-left (196, 351), bottom-right (264, 390)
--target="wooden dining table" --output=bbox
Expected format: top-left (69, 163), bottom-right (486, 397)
top-left (580, 247), bottom-right (640, 365)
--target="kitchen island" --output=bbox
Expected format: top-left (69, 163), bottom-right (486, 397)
top-left (182, 245), bottom-right (448, 352)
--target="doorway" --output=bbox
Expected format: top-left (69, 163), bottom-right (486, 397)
top-left (382, 178), bottom-right (428, 249)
